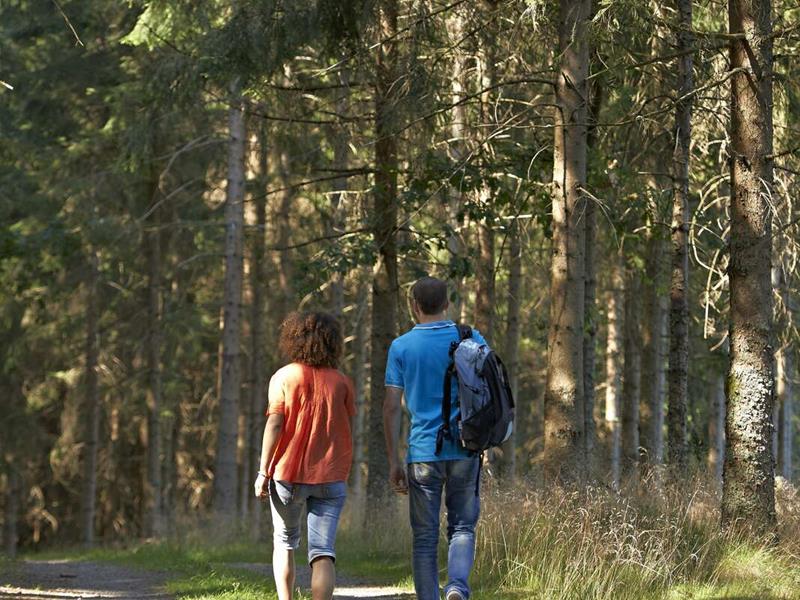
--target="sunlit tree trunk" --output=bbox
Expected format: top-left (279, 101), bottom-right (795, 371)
top-left (722, 0), bottom-right (776, 532)
top-left (622, 271), bottom-right (641, 481)
top-left (447, 9), bottom-right (467, 318)
top-left (667, 0), bottom-right (693, 471)
top-left (708, 372), bottom-right (725, 486)
top-left (605, 260), bottom-right (624, 490)
top-left (543, 0), bottom-right (591, 480)
top-left (366, 0), bottom-right (399, 514)
top-left (81, 251), bottom-right (100, 546)
top-left (213, 79), bottom-right (246, 522)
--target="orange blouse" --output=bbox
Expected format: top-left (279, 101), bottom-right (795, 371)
top-left (267, 362), bottom-right (355, 484)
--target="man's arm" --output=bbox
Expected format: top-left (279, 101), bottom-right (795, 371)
top-left (254, 413), bottom-right (284, 498)
top-left (383, 386), bottom-right (408, 494)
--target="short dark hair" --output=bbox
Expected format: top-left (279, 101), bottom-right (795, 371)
top-left (411, 277), bottom-right (448, 315)
top-left (279, 311), bottom-right (343, 368)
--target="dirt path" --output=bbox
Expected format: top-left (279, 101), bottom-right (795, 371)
top-left (0, 560), bottom-right (414, 600)
top-left (224, 563), bottom-right (414, 599)
top-left (0, 560), bottom-right (171, 599)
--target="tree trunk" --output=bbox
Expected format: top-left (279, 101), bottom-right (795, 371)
top-left (667, 0), bottom-right (693, 472)
top-left (3, 469), bottom-right (19, 557)
top-left (81, 252), bottom-right (100, 547)
top-left (640, 234), bottom-right (667, 466)
top-left (475, 212), bottom-right (495, 342)
top-left (583, 191), bottom-right (597, 478)
top-left (366, 0), bottom-right (399, 514)
top-left (144, 182), bottom-right (164, 539)
top-left (543, 0), bottom-right (591, 481)
top-left (474, 20), bottom-right (496, 343)
top-left (446, 8), bottom-right (467, 319)
top-left (622, 271), bottom-right (642, 481)
top-left (247, 123), bottom-right (268, 534)
top-left (776, 347), bottom-right (793, 481)
top-left (213, 79), bottom-right (246, 523)
top-left (329, 69), bottom-right (350, 318)
top-left (351, 282), bottom-right (369, 496)
top-left (605, 260), bottom-right (624, 491)
top-left (722, 0), bottom-right (776, 533)
top-left (501, 220), bottom-right (522, 480)
top-left (274, 149), bottom-right (295, 318)
top-left (708, 372), bottom-right (725, 486)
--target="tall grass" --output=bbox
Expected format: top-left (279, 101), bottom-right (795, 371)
top-left (18, 475), bottom-right (800, 599)
top-left (468, 474), bottom-right (800, 599)
top-left (344, 473), bottom-right (800, 599)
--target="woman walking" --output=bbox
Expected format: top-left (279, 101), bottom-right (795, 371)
top-left (254, 311), bottom-right (356, 600)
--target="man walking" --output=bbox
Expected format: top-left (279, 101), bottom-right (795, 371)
top-left (383, 276), bottom-right (485, 600)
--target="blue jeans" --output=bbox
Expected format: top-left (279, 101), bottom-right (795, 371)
top-left (269, 480), bottom-right (347, 564)
top-left (407, 457), bottom-right (480, 600)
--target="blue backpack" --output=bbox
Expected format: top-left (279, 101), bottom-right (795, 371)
top-left (435, 324), bottom-right (515, 456)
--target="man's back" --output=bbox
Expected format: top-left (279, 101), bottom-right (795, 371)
top-left (385, 319), bottom-right (486, 463)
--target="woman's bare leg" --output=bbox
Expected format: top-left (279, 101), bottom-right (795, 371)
top-left (310, 556), bottom-right (335, 600)
top-left (273, 547), bottom-right (296, 600)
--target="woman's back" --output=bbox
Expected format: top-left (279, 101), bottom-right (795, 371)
top-left (267, 362), bottom-right (355, 484)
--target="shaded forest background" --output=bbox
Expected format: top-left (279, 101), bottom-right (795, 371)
top-left (1, 0), bottom-right (799, 555)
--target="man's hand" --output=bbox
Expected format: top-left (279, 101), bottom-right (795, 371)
top-left (389, 463), bottom-right (408, 495)
top-left (254, 473), bottom-right (269, 500)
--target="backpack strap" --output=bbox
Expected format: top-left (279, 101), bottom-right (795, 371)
top-left (435, 323), bottom-right (473, 455)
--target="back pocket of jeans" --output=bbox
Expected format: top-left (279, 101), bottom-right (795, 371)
top-left (272, 480), bottom-right (295, 505)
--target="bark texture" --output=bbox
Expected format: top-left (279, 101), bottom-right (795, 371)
top-left (640, 235), bottom-right (668, 466)
top-left (708, 373), bottom-right (726, 485)
top-left (722, 0), bottom-right (776, 533)
top-left (144, 179), bottom-right (164, 538)
top-left (501, 220), bottom-right (522, 479)
top-left (543, 0), bottom-right (591, 480)
top-left (213, 81), bottom-right (246, 522)
top-left (447, 8), bottom-right (467, 319)
top-left (582, 200), bottom-right (597, 476)
top-left (366, 0), bottom-right (399, 512)
top-left (81, 252), bottom-right (100, 547)
top-left (246, 124), bottom-right (268, 532)
top-left (350, 283), bottom-right (369, 494)
top-left (667, 0), bottom-right (693, 471)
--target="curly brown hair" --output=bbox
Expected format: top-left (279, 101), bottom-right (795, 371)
top-left (279, 311), bottom-right (343, 368)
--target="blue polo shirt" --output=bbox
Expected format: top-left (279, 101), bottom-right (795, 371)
top-left (385, 320), bottom-right (486, 463)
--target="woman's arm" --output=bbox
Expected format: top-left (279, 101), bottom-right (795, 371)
top-left (254, 413), bottom-right (285, 498)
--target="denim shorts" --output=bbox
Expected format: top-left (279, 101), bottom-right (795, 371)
top-left (269, 479), bottom-right (347, 564)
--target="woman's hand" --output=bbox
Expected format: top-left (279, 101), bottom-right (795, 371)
top-left (254, 472), bottom-right (269, 500)
top-left (389, 463), bottom-right (408, 495)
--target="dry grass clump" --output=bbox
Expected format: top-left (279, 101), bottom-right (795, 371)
top-left (472, 474), bottom-right (800, 599)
